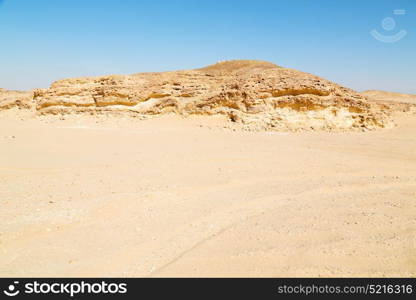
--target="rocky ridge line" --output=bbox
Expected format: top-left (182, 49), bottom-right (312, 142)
top-left (0, 60), bottom-right (401, 131)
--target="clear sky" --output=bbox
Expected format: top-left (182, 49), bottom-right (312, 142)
top-left (0, 0), bottom-right (415, 93)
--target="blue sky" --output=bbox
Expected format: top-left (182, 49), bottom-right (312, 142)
top-left (0, 0), bottom-right (415, 93)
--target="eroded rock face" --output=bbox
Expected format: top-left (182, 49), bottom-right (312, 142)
top-left (0, 89), bottom-right (34, 110)
top-left (3, 61), bottom-right (394, 131)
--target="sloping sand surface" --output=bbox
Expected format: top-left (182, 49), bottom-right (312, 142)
top-left (363, 90), bottom-right (416, 105)
top-left (0, 111), bottom-right (415, 277)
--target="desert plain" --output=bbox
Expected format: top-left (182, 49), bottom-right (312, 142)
top-left (0, 61), bottom-right (415, 277)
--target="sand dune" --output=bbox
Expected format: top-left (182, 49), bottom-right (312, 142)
top-left (363, 90), bottom-right (416, 105)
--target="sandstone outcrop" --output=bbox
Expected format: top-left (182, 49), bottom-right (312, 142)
top-left (0, 89), bottom-right (34, 110)
top-left (1, 60), bottom-right (395, 131)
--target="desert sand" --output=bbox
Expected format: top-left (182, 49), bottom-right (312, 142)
top-left (362, 90), bottom-right (416, 105)
top-left (0, 61), bottom-right (415, 277)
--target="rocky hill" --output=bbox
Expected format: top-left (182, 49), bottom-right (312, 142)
top-left (1, 60), bottom-right (394, 131)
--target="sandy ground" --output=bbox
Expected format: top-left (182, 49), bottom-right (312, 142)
top-left (362, 90), bottom-right (416, 105)
top-left (0, 110), bottom-right (415, 277)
